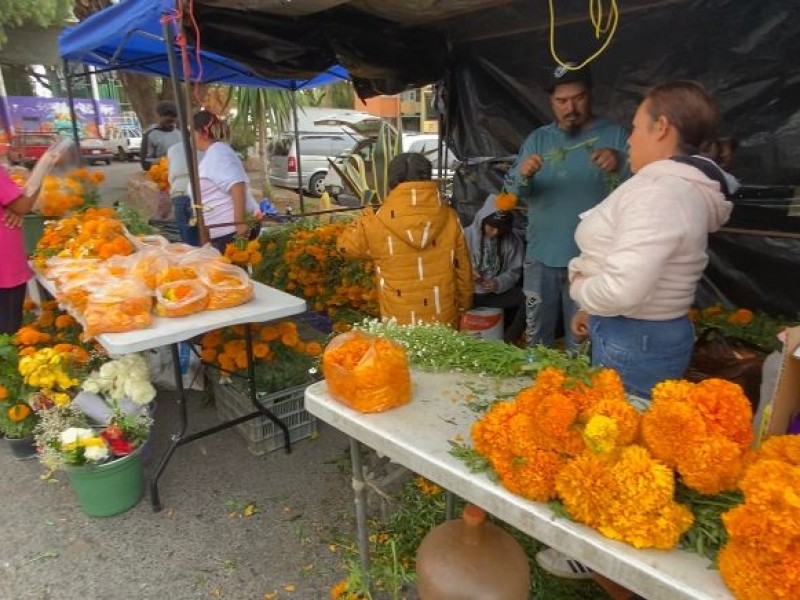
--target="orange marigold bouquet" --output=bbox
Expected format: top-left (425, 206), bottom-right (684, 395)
top-left (556, 444), bottom-right (694, 549)
top-left (254, 221), bottom-right (378, 322)
top-left (470, 367), bottom-right (640, 502)
top-left (32, 207), bottom-right (134, 269)
top-left (201, 321), bottom-right (321, 394)
top-left (690, 303), bottom-right (791, 353)
top-left (718, 434), bottom-right (800, 600)
top-left (641, 378), bottom-right (754, 494)
top-left (147, 156), bottom-right (169, 191)
top-left (11, 167), bottom-right (103, 218)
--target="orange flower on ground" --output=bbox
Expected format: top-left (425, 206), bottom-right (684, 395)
top-left (0, 384), bottom-right (7, 400)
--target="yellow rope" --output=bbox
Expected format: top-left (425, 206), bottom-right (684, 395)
top-left (549, 0), bottom-right (619, 71)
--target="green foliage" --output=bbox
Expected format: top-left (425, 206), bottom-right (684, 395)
top-left (336, 477), bottom-right (608, 600)
top-left (355, 320), bottom-right (594, 379)
top-left (693, 306), bottom-right (793, 353)
top-left (0, 334), bottom-right (29, 437)
top-left (676, 482), bottom-right (743, 565)
top-left (114, 204), bottom-right (155, 236)
top-left (335, 121), bottom-right (402, 205)
top-left (0, 0), bottom-right (75, 48)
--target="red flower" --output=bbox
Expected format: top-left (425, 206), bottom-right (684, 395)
top-left (101, 427), bottom-right (134, 456)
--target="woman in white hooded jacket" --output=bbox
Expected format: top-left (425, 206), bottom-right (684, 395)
top-left (569, 81), bottom-right (733, 401)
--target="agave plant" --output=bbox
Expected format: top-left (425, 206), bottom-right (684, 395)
top-left (329, 120), bottom-right (403, 206)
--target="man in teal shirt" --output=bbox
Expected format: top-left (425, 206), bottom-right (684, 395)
top-left (505, 64), bottom-right (629, 348)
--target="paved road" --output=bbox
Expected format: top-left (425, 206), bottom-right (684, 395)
top-left (94, 159), bottom-right (141, 206)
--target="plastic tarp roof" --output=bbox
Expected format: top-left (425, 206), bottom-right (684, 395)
top-left (58, 0), bottom-right (348, 89)
top-left (191, 0), bottom-right (800, 185)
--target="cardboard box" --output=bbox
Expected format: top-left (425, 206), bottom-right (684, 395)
top-left (754, 325), bottom-right (800, 444)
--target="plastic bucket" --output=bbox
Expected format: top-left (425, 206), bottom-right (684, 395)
top-left (65, 446), bottom-right (144, 517)
top-left (460, 307), bottom-right (504, 341)
top-left (22, 214), bottom-right (46, 255)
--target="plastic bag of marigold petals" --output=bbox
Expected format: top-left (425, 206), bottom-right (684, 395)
top-left (83, 278), bottom-right (153, 339)
top-left (322, 331), bottom-right (411, 413)
top-left (155, 279), bottom-right (209, 318)
top-left (196, 262), bottom-right (253, 310)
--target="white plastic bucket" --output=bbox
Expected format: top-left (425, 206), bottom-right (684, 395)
top-left (460, 307), bottom-right (504, 341)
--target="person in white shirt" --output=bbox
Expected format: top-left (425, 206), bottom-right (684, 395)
top-left (167, 142), bottom-right (204, 246)
top-left (190, 111), bottom-right (258, 252)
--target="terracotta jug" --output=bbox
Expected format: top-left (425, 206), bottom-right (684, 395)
top-left (416, 504), bottom-right (530, 599)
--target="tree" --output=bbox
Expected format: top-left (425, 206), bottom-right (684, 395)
top-left (0, 0), bottom-right (73, 48)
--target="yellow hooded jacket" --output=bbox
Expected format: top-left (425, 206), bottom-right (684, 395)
top-left (338, 181), bottom-right (473, 327)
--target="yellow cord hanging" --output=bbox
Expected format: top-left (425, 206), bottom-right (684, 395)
top-left (549, 0), bottom-right (619, 71)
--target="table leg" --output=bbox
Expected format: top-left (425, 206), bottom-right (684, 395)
top-left (445, 490), bottom-right (458, 520)
top-left (244, 326), bottom-right (291, 453)
top-left (149, 342), bottom-right (188, 512)
top-left (350, 438), bottom-right (372, 589)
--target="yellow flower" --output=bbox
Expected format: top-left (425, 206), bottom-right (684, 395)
top-left (583, 415), bottom-right (619, 455)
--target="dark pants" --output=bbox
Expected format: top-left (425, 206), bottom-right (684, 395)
top-left (172, 195), bottom-right (200, 246)
top-left (0, 282), bottom-right (27, 335)
top-left (473, 286), bottom-right (526, 344)
top-left (210, 227), bottom-right (261, 253)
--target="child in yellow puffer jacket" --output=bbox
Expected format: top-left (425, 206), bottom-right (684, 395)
top-left (338, 153), bottom-right (473, 328)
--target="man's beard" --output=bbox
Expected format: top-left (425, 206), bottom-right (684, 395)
top-left (564, 115), bottom-right (581, 137)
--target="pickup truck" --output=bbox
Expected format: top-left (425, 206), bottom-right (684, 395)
top-left (103, 127), bottom-right (142, 161)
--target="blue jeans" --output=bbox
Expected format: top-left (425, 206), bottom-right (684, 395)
top-left (172, 195), bottom-right (200, 246)
top-left (522, 259), bottom-right (578, 349)
top-left (590, 315), bottom-right (694, 401)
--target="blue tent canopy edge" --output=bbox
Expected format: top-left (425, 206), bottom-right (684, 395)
top-left (58, 0), bottom-right (348, 90)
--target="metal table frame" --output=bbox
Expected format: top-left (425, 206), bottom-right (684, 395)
top-left (305, 371), bottom-right (734, 600)
top-left (36, 275), bottom-right (306, 511)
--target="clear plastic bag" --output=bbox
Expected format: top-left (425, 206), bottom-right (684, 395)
top-left (128, 234), bottom-right (170, 252)
top-left (83, 278), bottom-right (153, 339)
top-left (155, 279), bottom-right (209, 318)
top-left (322, 331), bottom-right (411, 413)
top-left (44, 257), bottom-right (102, 283)
top-left (127, 248), bottom-right (171, 290)
top-left (57, 271), bottom-right (108, 313)
top-left (197, 262), bottom-right (253, 310)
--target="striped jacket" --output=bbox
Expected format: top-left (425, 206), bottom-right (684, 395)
top-left (338, 180), bottom-right (473, 327)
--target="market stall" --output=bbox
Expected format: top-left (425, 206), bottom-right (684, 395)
top-left (305, 371), bottom-right (733, 600)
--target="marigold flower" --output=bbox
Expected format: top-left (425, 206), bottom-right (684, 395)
top-left (727, 308), bottom-right (754, 325)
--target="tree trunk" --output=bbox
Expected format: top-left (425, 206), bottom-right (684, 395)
top-left (119, 72), bottom-right (159, 129)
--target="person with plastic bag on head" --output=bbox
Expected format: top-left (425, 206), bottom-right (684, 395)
top-left (337, 153), bottom-right (473, 328)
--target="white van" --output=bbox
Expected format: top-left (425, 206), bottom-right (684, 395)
top-left (268, 108), bottom-right (379, 197)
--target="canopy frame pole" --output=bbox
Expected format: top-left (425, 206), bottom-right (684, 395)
top-left (162, 13), bottom-right (207, 245)
top-left (63, 59), bottom-right (83, 162)
top-left (290, 88), bottom-right (305, 214)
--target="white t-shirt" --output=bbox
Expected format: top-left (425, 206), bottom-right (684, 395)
top-left (167, 143), bottom-right (204, 196)
top-left (193, 142), bottom-right (249, 239)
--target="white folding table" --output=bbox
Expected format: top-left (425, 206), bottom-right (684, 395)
top-left (38, 274), bottom-right (306, 510)
top-left (305, 371), bottom-right (734, 600)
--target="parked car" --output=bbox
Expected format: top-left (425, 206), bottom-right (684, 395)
top-left (324, 131), bottom-right (458, 207)
top-left (268, 110), bottom-right (381, 197)
top-left (103, 127), bottom-right (142, 161)
top-left (8, 132), bottom-right (60, 169)
top-left (78, 136), bottom-right (114, 165)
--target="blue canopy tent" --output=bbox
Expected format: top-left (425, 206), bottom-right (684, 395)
top-left (58, 0), bottom-right (348, 89)
top-left (58, 0), bottom-right (349, 220)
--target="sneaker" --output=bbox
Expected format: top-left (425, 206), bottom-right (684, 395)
top-left (536, 548), bottom-right (593, 580)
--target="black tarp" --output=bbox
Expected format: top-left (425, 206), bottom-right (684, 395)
top-left (191, 0), bottom-right (800, 317)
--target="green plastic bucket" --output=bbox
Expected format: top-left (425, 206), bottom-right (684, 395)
top-left (22, 214), bottom-right (46, 255)
top-left (65, 446), bottom-right (144, 517)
